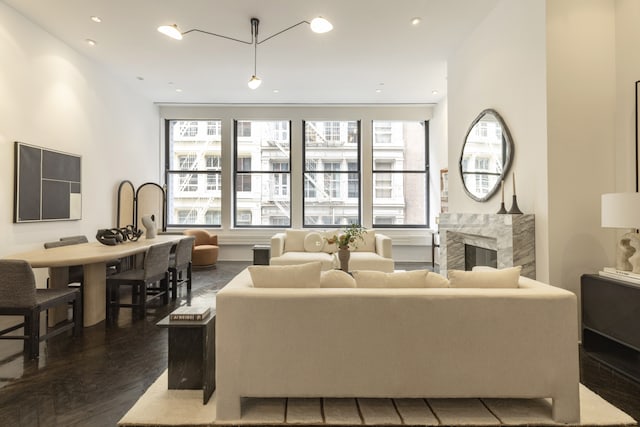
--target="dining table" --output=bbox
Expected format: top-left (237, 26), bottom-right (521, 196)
top-left (4, 234), bottom-right (186, 327)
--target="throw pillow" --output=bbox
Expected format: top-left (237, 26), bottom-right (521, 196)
top-left (303, 232), bottom-right (325, 252)
top-left (425, 271), bottom-right (450, 288)
top-left (352, 270), bottom-right (387, 288)
top-left (284, 229), bottom-right (308, 252)
top-left (354, 230), bottom-right (376, 252)
top-left (249, 262), bottom-right (322, 288)
top-left (320, 269), bottom-right (356, 288)
top-left (385, 270), bottom-right (429, 288)
top-left (448, 266), bottom-right (522, 288)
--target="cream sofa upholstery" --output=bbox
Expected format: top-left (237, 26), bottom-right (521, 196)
top-left (215, 269), bottom-right (580, 423)
top-left (269, 229), bottom-right (394, 272)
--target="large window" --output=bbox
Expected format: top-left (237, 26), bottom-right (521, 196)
top-left (166, 120), bottom-right (222, 227)
top-left (234, 120), bottom-right (291, 227)
top-left (303, 120), bottom-right (360, 227)
top-left (372, 121), bottom-right (428, 227)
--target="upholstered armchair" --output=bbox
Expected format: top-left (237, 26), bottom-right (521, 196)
top-left (183, 229), bottom-right (219, 268)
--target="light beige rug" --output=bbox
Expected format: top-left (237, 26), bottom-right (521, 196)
top-left (119, 371), bottom-right (637, 426)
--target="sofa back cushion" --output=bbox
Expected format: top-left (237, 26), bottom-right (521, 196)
top-left (249, 262), bottom-right (322, 288)
top-left (448, 266), bottom-right (522, 288)
top-left (285, 229), bottom-right (308, 252)
top-left (352, 269), bottom-right (449, 288)
top-left (320, 269), bottom-right (356, 288)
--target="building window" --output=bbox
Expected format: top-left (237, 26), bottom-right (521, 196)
top-left (207, 121), bottom-right (221, 136)
top-left (165, 120), bottom-right (222, 227)
top-left (475, 157), bottom-right (489, 171)
top-left (303, 120), bottom-right (360, 227)
top-left (372, 120), bottom-right (429, 227)
top-left (374, 160), bottom-right (393, 198)
top-left (234, 120), bottom-right (291, 227)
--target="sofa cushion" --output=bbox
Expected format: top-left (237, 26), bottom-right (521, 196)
top-left (349, 252), bottom-right (395, 273)
top-left (425, 271), bottom-right (450, 288)
top-left (354, 230), bottom-right (376, 252)
top-left (285, 229), bottom-right (308, 252)
top-left (352, 269), bottom-right (447, 288)
top-left (320, 269), bottom-right (356, 288)
top-left (270, 252), bottom-right (336, 271)
top-left (448, 266), bottom-right (522, 288)
top-left (304, 232), bottom-right (325, 252)
top-left (249, 262), bottom-right (322, 288)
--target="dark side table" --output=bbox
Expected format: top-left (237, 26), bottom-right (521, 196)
top-left (253, 244), bottom-right (270, 265)
top-left (157, 309), bottom-right (216, 404)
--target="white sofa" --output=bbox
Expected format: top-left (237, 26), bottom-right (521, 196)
top-left (269, 229), bottom-right (394, 272)
top-left (215, 267), bottom-right (580, 423)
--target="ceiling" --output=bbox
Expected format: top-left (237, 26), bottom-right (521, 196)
top-left (3, 0), bottom-right (499, 104)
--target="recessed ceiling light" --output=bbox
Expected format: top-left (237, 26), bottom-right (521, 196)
top-left (86, 39), bottom-right (97, 46)
top-left (375, 89), bottom-right (382, 93)
top-left (175, 88), bottom-right (183, 93)
top-left (90, 16), bottom-right (102, 23)
top-left (411, 17), bottom-right (421, 26)
top-left (432, 90), bottom-right (439, 95)
top-left (273, 89), bottom-right (279, 93)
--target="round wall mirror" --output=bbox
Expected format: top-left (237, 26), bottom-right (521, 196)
top-left (459, 109), bottom-right (514, 202)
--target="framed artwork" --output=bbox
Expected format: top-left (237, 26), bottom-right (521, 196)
top-left (14, 141), bottom-right (82, 222)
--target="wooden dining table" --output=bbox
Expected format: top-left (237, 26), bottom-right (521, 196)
top-left (4, 235), bottom-right (185, 327)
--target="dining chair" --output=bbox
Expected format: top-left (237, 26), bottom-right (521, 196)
top-left (106, 241), bottom-right (173, 322)
top-left (169, 237), bottom-right (195, 300)
top-left (0, 260), bottom-right (82, 360)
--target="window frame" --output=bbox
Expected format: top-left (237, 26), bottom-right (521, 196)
top-left (302, 120), bottom-right (362, 228)
top-left (371, 120), bottom-right (430, 229)
top-left (164, 119), bottom-right (222, 228)
top-left (233, 119), bottom-right (292, 228)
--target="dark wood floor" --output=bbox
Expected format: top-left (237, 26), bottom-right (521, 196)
top-left (0, 261), bottom-right (638, 426)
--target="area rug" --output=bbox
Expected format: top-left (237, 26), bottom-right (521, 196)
top-left (119, 371), bottom-right (637, 427)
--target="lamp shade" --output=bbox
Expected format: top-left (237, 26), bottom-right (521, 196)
top-left (601, 192), bottom-right (640, 228)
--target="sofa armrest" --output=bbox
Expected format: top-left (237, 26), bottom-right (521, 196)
top-left (271, 233), bottom-right (285, 258)
top-left (375, 233), bottom-right (392, 258)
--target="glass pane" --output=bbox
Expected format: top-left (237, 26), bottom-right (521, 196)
top-left (168, 120), bottom-right (222, 170)
top-left (373, 121), bottom-right (425, 171)
top-left (304, 121), bottom-right (358, 170)
top-left (304, 172), bottom-right (360, 226)
top-left (236, 120), bottom-right (290, 172)
top-left (372, 172), bottom-right (426, 226)
top-left (235, 173), bottom-right (290, 227)
top-left (166, 172), bottom-right (221, 226)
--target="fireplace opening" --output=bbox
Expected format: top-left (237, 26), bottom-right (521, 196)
top-left (465, 244), bottom-right (497, 270)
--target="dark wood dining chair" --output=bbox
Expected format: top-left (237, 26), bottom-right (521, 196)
top-left (169, 237), bottom-right (195, 300)
top-left (106, 242), bottom-right (173, 322)
top-left (0, 259), bottom-right (82, 360)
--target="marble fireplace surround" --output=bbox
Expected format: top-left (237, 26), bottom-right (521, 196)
top-left (438, 213), bottom-right (535, 279)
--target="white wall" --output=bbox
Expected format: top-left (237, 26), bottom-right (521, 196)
top-left (546, 0), bottom-right (617, 295)
top-left (0, 3), bottom-right (159, 268)
top-left (447, 0), bottom-right (549, 279)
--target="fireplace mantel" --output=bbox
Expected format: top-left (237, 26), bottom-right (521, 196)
top-left (438, 213), bottom-right (535, 278)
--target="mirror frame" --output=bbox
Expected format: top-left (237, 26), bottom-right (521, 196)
top-left (459, 108), bottom-right (514, 202)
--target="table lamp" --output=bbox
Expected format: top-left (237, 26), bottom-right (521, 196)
top-left (601, 192), bottom-right (640, 272)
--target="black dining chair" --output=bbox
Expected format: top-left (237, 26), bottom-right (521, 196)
top-left (0, 260), bottom-right (82, 360)
top-left (106, 242), bottom-right (173, 322)
top-left (169, 237), bottom-right (195, 300)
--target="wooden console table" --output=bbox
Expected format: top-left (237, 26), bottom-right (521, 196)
top-left (581, 274), bottom-right (640, 383)
top-left (157, 310), bottom-right (216, 404)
